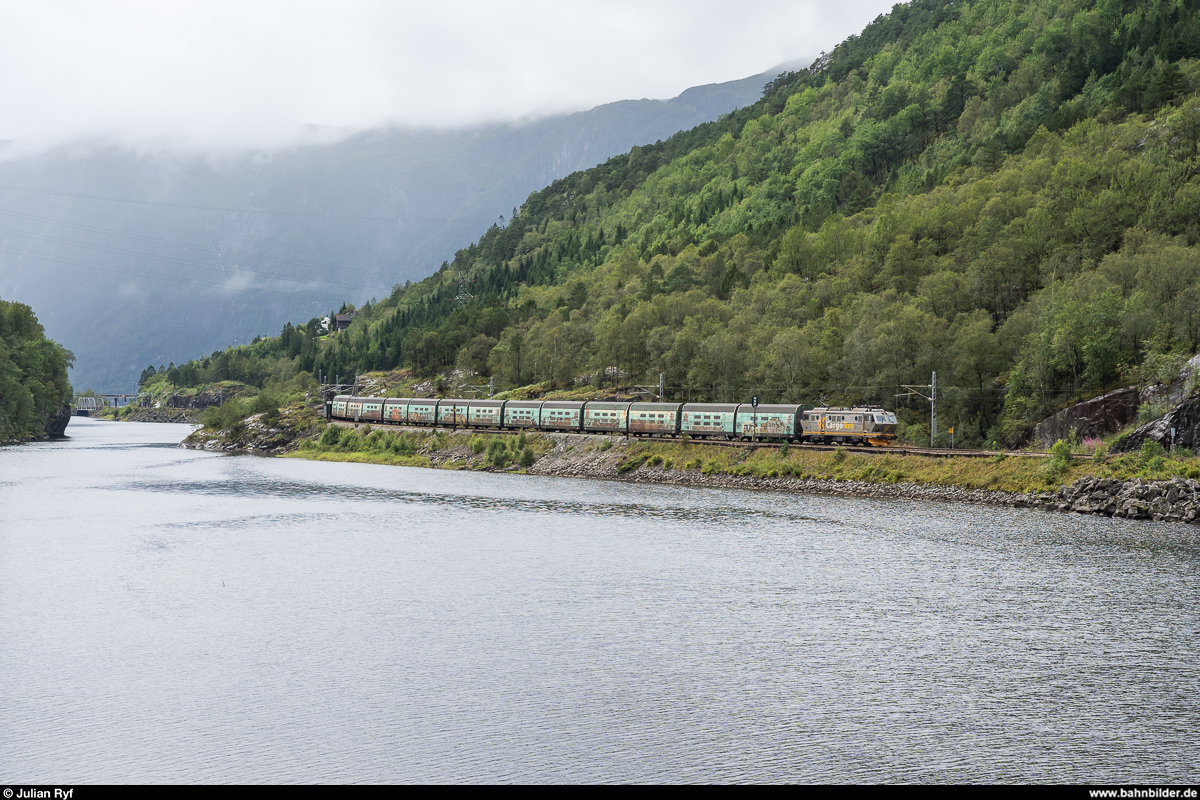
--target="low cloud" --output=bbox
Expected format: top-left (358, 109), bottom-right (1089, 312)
top-left (1, 0), bottom-right (898, 152)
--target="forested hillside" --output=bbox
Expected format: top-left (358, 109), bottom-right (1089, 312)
top-left (160, 0), bottom-right (1200, 446)
top-left (0, 63), bottom-right (787, 393)
top-left (0, 298), bottom-right (73, 442)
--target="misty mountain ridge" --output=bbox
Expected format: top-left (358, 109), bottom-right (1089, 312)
top-left (0, 59), bottom-right (805, 392)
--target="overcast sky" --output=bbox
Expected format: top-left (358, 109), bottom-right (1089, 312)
top-left (1, 0), bottom-right (900, 152)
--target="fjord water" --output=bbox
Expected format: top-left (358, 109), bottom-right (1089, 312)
top-left (2, 419), bottom-right (1197, 783)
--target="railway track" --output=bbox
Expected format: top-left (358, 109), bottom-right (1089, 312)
top-left (328, 419), bottom-right (1054, 458)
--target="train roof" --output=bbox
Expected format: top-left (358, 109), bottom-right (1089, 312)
top-left (740, 404), bottom-right (803, 413)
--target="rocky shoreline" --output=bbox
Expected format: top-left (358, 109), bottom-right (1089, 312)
top-left (177, 420), bottom-right (1200, 525)
top-left (1017, 475), bottom-right (1200, 523)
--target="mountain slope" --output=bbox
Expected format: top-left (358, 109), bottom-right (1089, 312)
top-left (0, 62), bottom-right (797, 391)
top-left (156, 0), bottom-right (1200, 446)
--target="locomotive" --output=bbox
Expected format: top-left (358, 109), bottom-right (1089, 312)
top-left (330, 395), bottom-right (898, 446)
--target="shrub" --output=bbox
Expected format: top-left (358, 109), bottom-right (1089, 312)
top-left (1092, 441), bottom-right (1108, 463)
top-left (831, 447), bottom-right (846, 465)
top-left (779, 442), bottom-right (789, 457)
top-left (1138, 400), bottom-right (1172, 424)
top-left (1041, 438), bottom-right (1073, 484)
top-left (1140, 439), bottom-right (1166, 463)
top-left (470, 436), bottom-right (486, 454)
top-left (617, 454), bottom-right (647, 473)
top-left (520, 447), bottom-right (535, 468)
top-left (517, 430), bottom-right (527, 449)
top-left (319, 425), bottom-right (341, 446)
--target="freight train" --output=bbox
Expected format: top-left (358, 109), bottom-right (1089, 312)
top-left (330, 395), bottom-right (899, 445)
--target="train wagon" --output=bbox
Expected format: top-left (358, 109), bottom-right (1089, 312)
top-left (332, 395), bottom-right (350, 419)
top-left (342, 396), bottom-right (382, 422)
top-left (582, 402), bottom-right (630, 433)
top-left (540, 401), bottom-right (584, 431)
top-left (680, 403), bottom-right (737, 438)
top-left (437, 399), bottom-right (470, 427)
top-left (802, 407), bottom-right (897, 445)
top-left (382, 398), bottom-right (409, 424)
top-left (467, 399), bottom-right (505, 428)
top-left (504, 400), bottom-right (543, 429)
top-left (735, 404), bottom-right (802, 439)
top-left (407, 398), bottom-right (438, 425)
top-left (629, 403), bottom-right (682, 436)
top-left (329, 392), bottom-right (900, 447)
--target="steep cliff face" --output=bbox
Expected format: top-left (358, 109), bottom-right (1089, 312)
top-left (44, 405), bottom-right (72, 438)
top-left (1032, 387), bottom-right (1140, 448)
top-left (1111, 396), bottom-right (1200, 454)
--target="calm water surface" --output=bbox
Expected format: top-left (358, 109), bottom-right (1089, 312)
top-left (2, 418), bottom-right (1198, 783)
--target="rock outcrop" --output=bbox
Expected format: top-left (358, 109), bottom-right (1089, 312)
top-left (1140, 353), bottom-right (1200, 408)
top-left (142, 389), bottom-right (237, 410)
top-left (44, 404), bottom-right (71, 437)
top-left (1032, 387), bottom-right (1139, 447)
top-left (181, 410), bottom-right (317, 454)
top-left (1111, 395), bottom-right (1200, 453)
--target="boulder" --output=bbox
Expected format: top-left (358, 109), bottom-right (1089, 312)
top-left (1031, 387), bottom-right (1140, 448)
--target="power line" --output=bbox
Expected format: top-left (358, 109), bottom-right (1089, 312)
top-left (0, 184), bottom-right (452, 222)
top-left (0, 206), bottom-right (389, 279)
top-left (0, 244), bottom-right (332, 302)
top-left (0, 193), bottom-right (359, 260)
top-left (0, 223), bottom-right (375, 293)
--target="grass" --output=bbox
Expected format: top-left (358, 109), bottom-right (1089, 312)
top-left (289, 423), bottom-right (552, 470)
top-left (285, 450), bottom-right (432, 468)
top-left (288, 414), bottom-right (1200, 494)
top-left (609, 438), bottom-right (1200, 493)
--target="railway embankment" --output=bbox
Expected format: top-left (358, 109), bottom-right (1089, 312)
top-left (180, 417), bottom-right (1200, 524)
